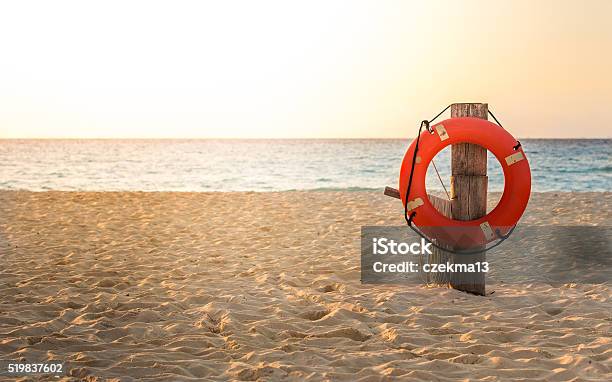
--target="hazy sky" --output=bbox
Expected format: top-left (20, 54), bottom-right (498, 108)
top-left (1, 0), bottom-right (610, 138)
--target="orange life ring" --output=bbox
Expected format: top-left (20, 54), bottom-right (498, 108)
top-left (399, 117), bottom-right (531, 249)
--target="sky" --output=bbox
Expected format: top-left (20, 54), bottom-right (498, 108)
top-left (0, 0), bottom-right (610, 139)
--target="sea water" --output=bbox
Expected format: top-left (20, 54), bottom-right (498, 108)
top-left (0, 139), bottom-right (609, 192)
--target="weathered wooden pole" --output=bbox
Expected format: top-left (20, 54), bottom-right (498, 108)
top-left (384, 103), bottom-right (489, 295)
top-left (449, 103), bottom-right (488, 295)
top-left (427, 195), bottom-right (452, 285)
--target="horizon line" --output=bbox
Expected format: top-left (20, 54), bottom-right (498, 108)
top-left (0, 137), bottom-right (610, 140)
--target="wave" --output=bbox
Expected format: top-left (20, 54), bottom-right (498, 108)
top-left (555, 166), bottom-right (611, 174)
top-left (286, 186), bottom-right (381, 192)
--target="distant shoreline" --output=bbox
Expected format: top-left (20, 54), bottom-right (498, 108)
top-left (0, 190), bottom-right (610, 195)
top-left (2, 139), bottom-right (609, 192)
top-left (1, 137), bottom-right (611, 141)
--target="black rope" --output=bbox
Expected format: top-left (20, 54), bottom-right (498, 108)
top-left (404, 105), bottom-right (455, 226)
top-left (487, 109), bottom-right (503, 127)
top-left (429, 104), bottom-right (452, 125)
top-left (407, 211), bottom-right (416, 226)
top-left (408, 223), bottom-right (516, 255)
top-left (403, 119), bottom-right (429, 225)
top-left (403, 104), bottom-right (517, 255)
top-left (489, 108), bottom-right (521, 151)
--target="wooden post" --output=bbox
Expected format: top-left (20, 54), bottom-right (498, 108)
top-left (385, 102), bottom-right (489, 295)
top-left (427, 195), bottom-right (452, 285)
top-left (449, 103), bottom-right (488, 295)
top-left (383, 186), bottom-right (401, 199)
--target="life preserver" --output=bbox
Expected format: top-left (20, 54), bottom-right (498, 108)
top-left (399, 117), bottom-right (531, 249)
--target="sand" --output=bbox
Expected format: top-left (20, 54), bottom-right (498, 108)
top-left (0, 191), bottom-right (610, 381)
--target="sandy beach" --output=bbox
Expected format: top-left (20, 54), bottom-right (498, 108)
top-left (0, 191), bottom-right (610, 381)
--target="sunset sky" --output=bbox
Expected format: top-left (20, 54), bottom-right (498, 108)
top-left (0, 0), bottom-right (610, 139)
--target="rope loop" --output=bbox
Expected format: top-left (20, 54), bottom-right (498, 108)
top-left (407, 211), bottom-right (416, 226)
top-left (407, 223), bottom-right (516, 256)
top-left (404, 104), bottom-right (516, 255)
top-left (421, 120), bottom-right (432, 133)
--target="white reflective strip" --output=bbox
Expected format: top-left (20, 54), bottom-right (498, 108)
top-left (434, 124), bottom-right (449, 141)
top-left (480, 221), bottom-right (495, 241)
top-left (505, 151), bottom-right (524, 166)
top-left (406, 197), bottom-right (424, 211)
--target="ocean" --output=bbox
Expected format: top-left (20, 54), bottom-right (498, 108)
top-left (1, 139), bottom-right (610, 192)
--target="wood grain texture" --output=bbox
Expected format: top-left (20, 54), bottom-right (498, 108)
top-left (449, 103), bottom-right (488, 296)
top-left (383, 186), bottom-right (401, 199)
top-left (450, 103), bottom-right (488, 177)
top-left (450, 103), bottom-right (488, 119)
top-left (450, 175), bottom-right (488, 220)
top-left (427, 194), bottom-right (452, 285)
top-left (451, 144), bottom-right (487, 175)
